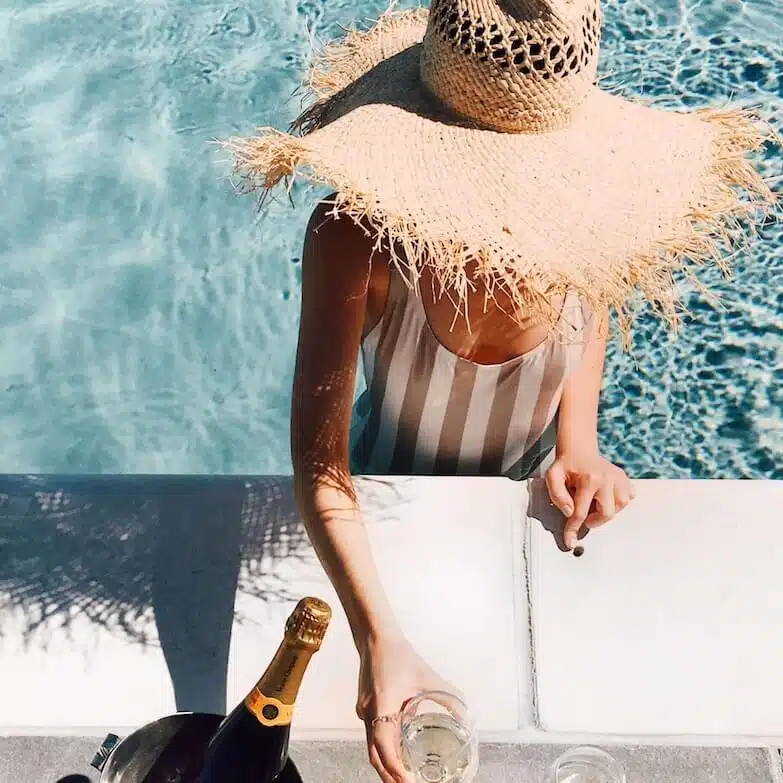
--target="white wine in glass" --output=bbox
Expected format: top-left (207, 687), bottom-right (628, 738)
top-left (399, 691), bottom-right (478, 783)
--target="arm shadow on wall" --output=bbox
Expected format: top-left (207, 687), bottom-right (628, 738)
top-left (0, 474), bottom-right (311, 715)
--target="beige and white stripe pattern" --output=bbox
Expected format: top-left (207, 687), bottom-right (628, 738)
top-left (350, 268), bottom-right (591, 480)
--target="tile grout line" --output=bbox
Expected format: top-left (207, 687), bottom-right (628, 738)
top-left (520, 481), bottom-right (540, 730)
top-left (510, 486), bottom-right (527, 733)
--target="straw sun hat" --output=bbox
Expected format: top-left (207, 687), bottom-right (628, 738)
top-left (220, 0), bottom-right (779, 343)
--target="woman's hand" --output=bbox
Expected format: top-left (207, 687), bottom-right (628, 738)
top-left (356, 633), bottom-right (458, 783)
top-left (545, 449), bottom-right (636, 549)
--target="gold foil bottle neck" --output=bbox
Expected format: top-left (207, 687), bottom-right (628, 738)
top-left (284, 597), bottom-right (332, 649)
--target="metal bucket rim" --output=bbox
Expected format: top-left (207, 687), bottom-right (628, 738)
top-left (91, 711), bottom-right (225, 780)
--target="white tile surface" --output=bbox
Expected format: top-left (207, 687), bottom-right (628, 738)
top-left (7, 474), bottom-right (782, 743)
top-left (229, 476), bottom-right (526, 735)
top-left (0, 476), bottom-right (524, 735)
top-left (0, 608), bottom-right (174, 731)
top-left (527, 479), bottom-right (783, 737)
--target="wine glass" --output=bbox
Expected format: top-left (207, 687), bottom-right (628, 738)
top-left (398, 690), bottom-right (479, 783)
top-left (546, 746), bottom-right (626, 783)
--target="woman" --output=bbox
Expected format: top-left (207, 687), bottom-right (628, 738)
top-left (222, 0), bottom-right (776, 779)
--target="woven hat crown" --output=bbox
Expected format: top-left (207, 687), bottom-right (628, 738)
top-left (421, 0), bottom-right (602, 132)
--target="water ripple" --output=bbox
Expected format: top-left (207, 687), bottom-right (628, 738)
top-left (0, 0), bottom-right (780, 477)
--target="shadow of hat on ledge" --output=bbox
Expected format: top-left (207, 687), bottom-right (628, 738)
top-left (0, 474), bottom-right (312, 715)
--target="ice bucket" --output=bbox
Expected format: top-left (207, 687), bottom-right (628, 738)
top-left (90, 712), bottom-right (302, 782)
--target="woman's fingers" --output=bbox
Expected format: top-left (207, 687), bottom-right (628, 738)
top-left (368, 743), bottom-right (400, 783)
top-left (363, 711), bottom-right (406, 783)
top-left (545, 461), bottom-right (575, 518)
top-left (563, 479), bottom-right (596, 549)
top-left (612, 487), bottom-right (632, 514)
top-left (585, 472), bottom-right (636, 527)
top-left (584, 483), bottom-right (615, 528)
top-left (551, 464), bottom-right (636, 544)
top-left (371, 718), bottom-right (410, 783)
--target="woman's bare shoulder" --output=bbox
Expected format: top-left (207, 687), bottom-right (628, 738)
top-left (300, 199), bottom-right (374, 301)
top-left (303, 196), bottom-right (389, 300)
top-left (305, 197), bottom-right (374, 254)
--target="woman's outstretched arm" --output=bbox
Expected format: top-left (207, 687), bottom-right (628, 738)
top-left (291, 203), bottom-right (401, 648)
top-left (291, 205), bottom-right (454, 783)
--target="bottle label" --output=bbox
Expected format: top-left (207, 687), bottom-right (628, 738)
top-left (244, 688), bottom-right (295, 727)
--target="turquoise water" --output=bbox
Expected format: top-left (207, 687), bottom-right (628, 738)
top-left (1, 0), bottom-right (781, 478)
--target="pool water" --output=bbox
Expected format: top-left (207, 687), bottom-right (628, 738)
top-left (1, 0), bottom-right (781, 478)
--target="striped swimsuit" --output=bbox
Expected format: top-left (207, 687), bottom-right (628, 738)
top-left (350, 267), bottom-right (593, 480)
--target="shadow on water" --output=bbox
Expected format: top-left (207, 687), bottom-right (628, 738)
top-left (0, 474), bottom-right (312, 715)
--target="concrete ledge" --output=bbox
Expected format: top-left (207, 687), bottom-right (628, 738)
top-left (1, 738), bottom-right (780, 783)
top-left (1, 474), bottom-right (782, 749)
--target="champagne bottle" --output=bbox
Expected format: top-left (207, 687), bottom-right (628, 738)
top-left (199, 597), bottom-right (332, 783)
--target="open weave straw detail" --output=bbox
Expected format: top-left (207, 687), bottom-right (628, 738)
top-left (421, 0), bottom-right (601, 131)
top-left (430, 0), bottom-right (600, 78)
